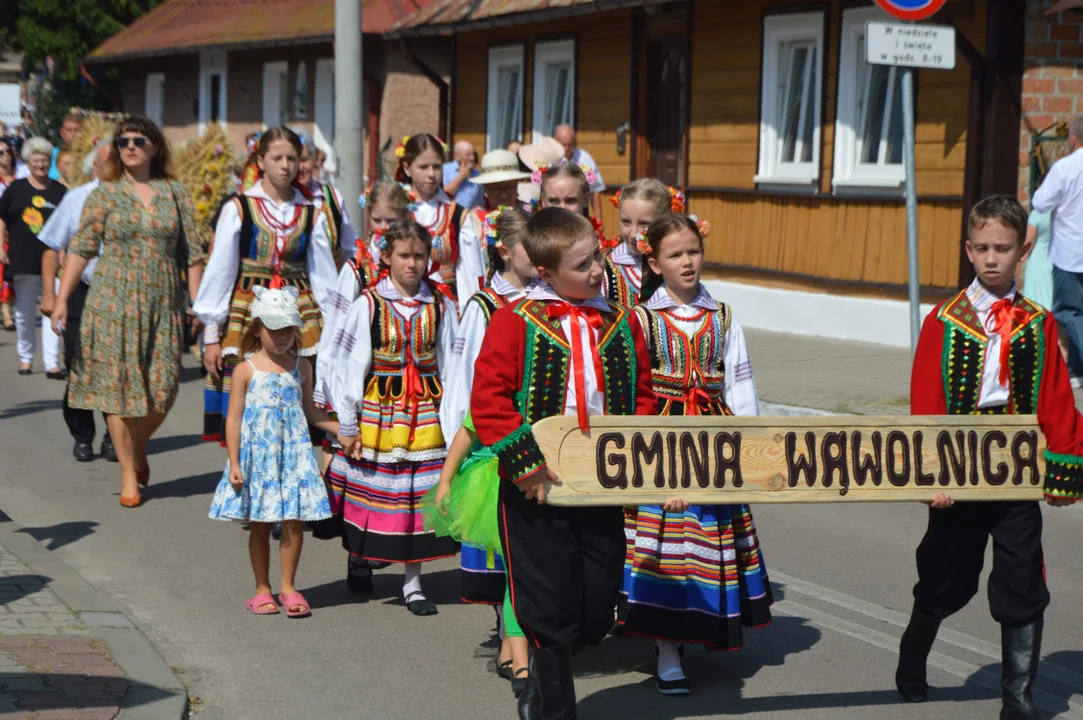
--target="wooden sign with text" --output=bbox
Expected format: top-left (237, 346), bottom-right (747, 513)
top-left (533, 415), bottom-right (1046, 506)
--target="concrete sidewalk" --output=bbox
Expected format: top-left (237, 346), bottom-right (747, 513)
top-left (0, 512), bottom-right (187, 720)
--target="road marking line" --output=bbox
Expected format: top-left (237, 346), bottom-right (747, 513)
top-left (772, 570), bottom-right (1083, 692)
top-left (775, 600), bottom-right (1083, 720)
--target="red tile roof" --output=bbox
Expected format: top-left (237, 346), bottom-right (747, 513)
top-left (88, 0), bottom-right (437, 63)
top-left (389, 0), bottom-right (656, 35)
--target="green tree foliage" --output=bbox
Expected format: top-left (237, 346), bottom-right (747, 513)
top-left (1, 0), bottom-right (160, 138)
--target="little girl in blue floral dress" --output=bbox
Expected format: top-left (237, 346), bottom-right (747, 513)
top-left (209, 286), bottom-right (338, 618)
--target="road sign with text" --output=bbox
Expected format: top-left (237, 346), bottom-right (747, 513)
top-left (866, 22), bottom-right (956, 71)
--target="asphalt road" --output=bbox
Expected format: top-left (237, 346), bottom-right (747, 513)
top-left (2, 336), bottom-right (1083, 719)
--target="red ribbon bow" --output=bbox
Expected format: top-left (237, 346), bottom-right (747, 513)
top-left (990, 298), bottom-right (1029, 386)
top-left (401, 356), bottom-right (425, 444)
top-left (546, 303), bottom-right (606, 432)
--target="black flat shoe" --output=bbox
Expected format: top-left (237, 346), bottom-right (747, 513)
top-left (656, 673), bottom-right (691, 696)
top-left (46, 369), bottom-right (68, 380)
top-left (17, 368), bottom-right (31, 375)
top-left (405, 591), bottom-right (438, 616)
top-left (496, 659), bottom-right (514, 681)
top-left (3, 324), bottom-right (14, 332)
top-left (511, 667), bottom-right (530, 698)
top-left (101, 437), bottom-right (117, 462)
top-left (73, 442), bottom-right (93, 462)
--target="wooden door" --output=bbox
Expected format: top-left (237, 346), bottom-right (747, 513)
top-left (634, 10), bottom-right (689, 188)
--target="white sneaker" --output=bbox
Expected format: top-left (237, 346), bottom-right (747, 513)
top-left (1072, 376), bottom-right (1083, 389)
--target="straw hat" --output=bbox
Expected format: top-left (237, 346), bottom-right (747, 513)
top-left (471, 149), bottom-right (531, 185)
top-left (517, 136), bottom-right (565, 172)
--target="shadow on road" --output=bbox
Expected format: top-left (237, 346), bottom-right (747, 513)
top-left (965, 651), bottom-right (1083, 719)
top-left (0, 673), bottom-right (179, 710)
top-left (147, 433), bottom-right (205, 455)
top-left (0, 573), bottom-right (53, 605)
top-left (16, 521), bottom-right (99, 551)
top-left (0, 399), bottom-right (62, 420)
top-left (302, 566), bottom-right (462, 610)
top-left (141, 471), bottom-right (221, 503)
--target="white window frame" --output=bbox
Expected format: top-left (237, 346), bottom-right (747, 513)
top-left (832, 6), bottom-right (906, 190)
top-left (755, 12), bottom-right (824, 186)
top-left (314, 58), bottom-right (336, 173)
top-left (262, 60), bottom-right (289, 129)
top-left (532, 39), bottom-right (575, 143)
top-left (487, 44), bottom-right (525, 152)
top-left (199, 49), bottom-right (227, 132)
top-left (144, 73), bottom-right (165, 127)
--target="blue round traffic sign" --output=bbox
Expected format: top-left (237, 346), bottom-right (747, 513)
top-left (874, 0), bottom-right (948, 20)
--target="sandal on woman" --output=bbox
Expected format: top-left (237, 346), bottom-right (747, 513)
top-left (495, 659), bottom-right (514, 681)
top-left (119, 493), bottom-right (142, 508)
top-left (511, 667), bottom-right (530, 698)
top-left (245, 593), bottom-right (280, 615)
top-left (278, 592), bottom-right (311, 618)
top-left (405, 591), bottom-right (438, 616)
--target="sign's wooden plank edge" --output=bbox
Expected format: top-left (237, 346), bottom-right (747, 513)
top-left (534, 415), bottom-right (1041, 432)
top-left (545, 489), bottom-right (1045, 506)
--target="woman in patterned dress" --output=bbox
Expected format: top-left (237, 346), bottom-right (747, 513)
top-left (52, 115), bottom-right (206, 507)
top-left (620, 215), bottom-right (772, 695)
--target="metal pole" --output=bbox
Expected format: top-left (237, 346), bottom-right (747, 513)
top-left (901, 65), bottom-right (920, 356)
top-left (335, 0), bottom-right (364, 231)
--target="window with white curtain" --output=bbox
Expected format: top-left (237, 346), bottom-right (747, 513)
top-left (755, 13), bottom-right (824, 186)
top-left (532, 39), bottom-right (575, 142)
top-left (487, 45), bottom-right (524, 152)
top-left (833, 6), bottom-right (906, 189)
top-left (145, 73), bottom-right (165, 127)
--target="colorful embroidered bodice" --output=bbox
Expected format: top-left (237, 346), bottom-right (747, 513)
top-left (638, 305), bottom-right (731, 416)
top-left (416, 201), bottom-right (464, 288)
top-left (510, 299), bottom-right (638, 424)
top-left (366, 291), bottom-right (443, 382)
top-left (466, 288), bottom-right (509, 323)
top-left (239, 195), bottom-right (314, 277)
top-left (603, 256), bottom-right (641, 307)
top-left (938, 290), bottom-right (1046, 415)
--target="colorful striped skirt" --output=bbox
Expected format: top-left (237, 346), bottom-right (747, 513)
top-left (618, 504), bottom-right (772, 649)
top-left (461, 543), bottom-right (506, 605)
top-left (323, 449), bottom-right (459, 563)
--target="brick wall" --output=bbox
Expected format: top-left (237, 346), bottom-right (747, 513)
top-left (1020, 0), bottom-right (1083, 204)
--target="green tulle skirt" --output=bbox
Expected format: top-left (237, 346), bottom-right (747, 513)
top-left (421, 445), bottom-right (502, 554)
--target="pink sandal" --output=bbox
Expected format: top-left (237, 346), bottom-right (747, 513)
top-left (278, 592), bottom-right (311, 618)
top-left (245, 593), bottom-right (280, 615)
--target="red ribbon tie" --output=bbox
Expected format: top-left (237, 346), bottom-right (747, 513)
top-left (990, 298), bottom-right (1029, 387)
top-left (546, 303), bottom-right (605, 432)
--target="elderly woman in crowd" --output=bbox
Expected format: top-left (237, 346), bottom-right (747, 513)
top-left (53, 115), bottom-right (205, 508)
top-left (0, 136), bottom-right (66, 375)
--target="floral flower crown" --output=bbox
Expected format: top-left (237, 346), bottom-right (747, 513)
top-left (483, 206), bottom-right (510, 250)
top-left (399, 182), bottom-right (421, 212)
top-left (531, 162), bottom-right (598, 186)
top-left (689, 214), bottom-right (712, 239)
top-left (634, 215), bottom-right (712, 257)
top-left (394, 134), bottom-right (449, 160)
top-left (609, 186), bottom-right (686, 214)
top-left (357, 185), bottom-right (375, 209)
top-left (373, 227), bottom-right (389, 253)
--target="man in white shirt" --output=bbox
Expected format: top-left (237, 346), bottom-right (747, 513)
top-left (555, 124), bottom-right (606, 219)
top-left (1032, 116), bottom-right (1083, 381)
top-left (39, 139), bottom-right (113, 463)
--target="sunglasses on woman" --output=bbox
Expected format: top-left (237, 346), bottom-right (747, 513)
top-left (116, 136), bottom-right (148, 149)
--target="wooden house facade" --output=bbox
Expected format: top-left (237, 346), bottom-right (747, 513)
top-left (392, 0), bottom-right (1026, 345)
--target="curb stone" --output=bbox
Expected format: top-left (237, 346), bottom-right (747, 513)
top-left (0, 511), bottom-right (188, 720)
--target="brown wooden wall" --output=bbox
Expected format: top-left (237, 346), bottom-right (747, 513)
top-left (693, 192), bottom-right (964, 289)
top-left (452, 9), bottom-right (633, 189)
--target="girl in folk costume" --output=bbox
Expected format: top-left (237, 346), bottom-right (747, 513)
top-left (296, 129), bottom-right (356, 267)
top-left (534, 162), bottom-right (609, 260)
top-left (603, 179), bottom-right (685, 307)
top-left (395, 134), bottom-right (486, 302)
top-left (620, 215), bottom-right (772, 696)
top-left (315, 182), bottom-right (411, 411)
top-left (327, 220), bottom-right (460, 616)
top-left (194, 127), bottom-right (338, 442)
top-left (436, 209), bottom-right (536, 676)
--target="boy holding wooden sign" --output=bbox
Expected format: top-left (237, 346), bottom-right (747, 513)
top-left (898, 195), bottom-right (1083, 720)
top-left (470, 207), bottom-right (657, 719)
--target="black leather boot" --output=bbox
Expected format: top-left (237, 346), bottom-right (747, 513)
top-left (517, 652), bottom-right (540, 720)
top-left (895, 603), bottom-right (942, 703)
top-left (1000, 618), bottom-right (1044, 720)
top-left (531, 646), bottom-right (577, 720)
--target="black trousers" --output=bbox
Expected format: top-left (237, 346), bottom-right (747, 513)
top-left (498, 479), bottom-right (625, 650)
top-left (62, 282), bottom-right (107, 445)
top-left (914, 501), bottom-right (1049, 627)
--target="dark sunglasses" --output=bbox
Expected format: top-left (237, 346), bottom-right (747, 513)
top-left (0, 149), bottom-right (10, 156)
top-left (116, 136), bottom-right (148, 149)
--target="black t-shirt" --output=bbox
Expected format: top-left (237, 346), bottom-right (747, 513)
top-left (0, 178), bottom-right (66, 276)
